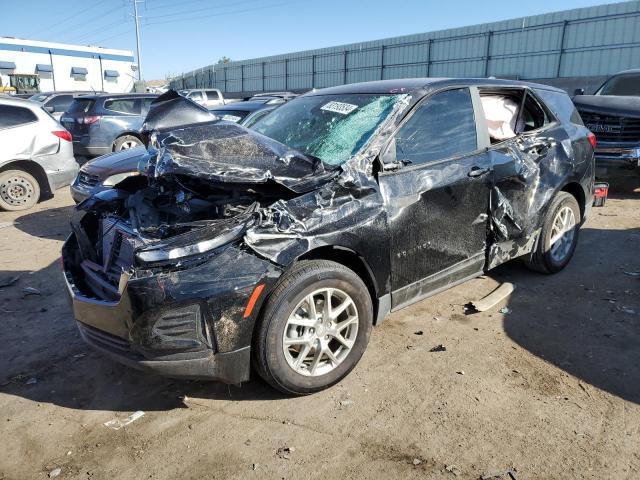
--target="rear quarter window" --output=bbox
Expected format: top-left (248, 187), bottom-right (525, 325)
top-left (67, 99), bottom-right (95, 114)
top-left (535, 89), bottom-right (583, 126)
top-left (104, 98), bottom-right (141, 115)
top-left (0, 105), bottom-right (38, 129)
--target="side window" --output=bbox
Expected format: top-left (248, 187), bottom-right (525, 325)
top-left (481, 90), bottom-right (549, 144)
top-left (189, 91), bottom-right (204, 101)
top-left (520, 93), bottom-right (548, 132)
top-left (205, 90), bottom-right (219, 100)
top-left (47, 95), bottom-right (73, 112)
top-left (535, 89), bottom-right (583, 126)
top-left (104, 99), bottom-right (141, 115)
top-left (0, 105), bottom-right (38, 129)
top-left (393, 88), bottom-right (478, 166)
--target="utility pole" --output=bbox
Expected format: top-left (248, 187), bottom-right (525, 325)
top-left (133, 0), bottom-right (143, 85)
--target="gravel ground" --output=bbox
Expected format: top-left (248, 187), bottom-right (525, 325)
top-left (0, 185), bottom-right (639, 480)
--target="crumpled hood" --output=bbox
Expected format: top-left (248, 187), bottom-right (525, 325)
top-left (82, 147), bottom-right (148, 177)
top-left (573, 95), bottom-right (640, 118)
top-left (151, 121), bottom-right (337, 193)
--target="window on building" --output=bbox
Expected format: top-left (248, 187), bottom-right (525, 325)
top-left (71, 67), bottom-right (88, 82)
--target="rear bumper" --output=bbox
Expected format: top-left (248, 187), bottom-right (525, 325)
top-left (73, 144), bottom-right (111, 157)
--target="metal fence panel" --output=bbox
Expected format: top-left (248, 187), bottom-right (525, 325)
top-left (170, 1), bottom-right (640, 95)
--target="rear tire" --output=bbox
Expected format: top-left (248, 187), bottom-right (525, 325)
top-left (113, 135), bottom-right (142, 151)
top-left (524, 192), bottom-right (581, 274)
top-left (253, 260), bottom-right (373, 395)
top-left (0, 170), bottom-right (40, 211)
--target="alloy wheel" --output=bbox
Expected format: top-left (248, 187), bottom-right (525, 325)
top-left (549, 206), bottom-right (576, 263)
top-left (283, 288), bottom-right (359, 377)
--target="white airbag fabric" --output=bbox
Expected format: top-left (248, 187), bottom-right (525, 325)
top-left (481, 96), bottom-right (519, 141)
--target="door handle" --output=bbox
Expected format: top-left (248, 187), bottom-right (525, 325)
top-left (468, 166), bottom-right (490, 178)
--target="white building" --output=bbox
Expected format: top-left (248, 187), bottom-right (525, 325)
top-left (0, 37), bottom-right (136, 94)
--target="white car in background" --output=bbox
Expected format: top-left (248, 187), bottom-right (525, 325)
top-left (0, 97), bottom-right (78, 211)
top-left (178, 88), bottom-right (226, 108)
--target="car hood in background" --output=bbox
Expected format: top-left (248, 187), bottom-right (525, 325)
top-left (82, 147), bottom-right (148, 178)
top-left (573, 95), bottom-right (640, 118)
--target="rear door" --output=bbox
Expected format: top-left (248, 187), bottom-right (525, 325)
top-left (479, 88), bottom-right (568, 243)
top-left (378, 87), bottom-right (492, 309)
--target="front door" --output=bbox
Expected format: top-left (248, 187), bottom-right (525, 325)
top-left (378, 88), bottom-right (492, 310)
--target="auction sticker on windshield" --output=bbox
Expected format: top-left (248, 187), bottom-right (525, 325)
top-left (321, 101), bottom-right (358, 115)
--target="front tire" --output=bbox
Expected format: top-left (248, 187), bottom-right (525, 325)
top-left (253, 260), bottom-right (373, 395)
top-left (114, 135), bottom-right (142, 151)
top-left (0, 169), bottom-right (41, 211)
top-left (525, 192), bottom-right (581, 274)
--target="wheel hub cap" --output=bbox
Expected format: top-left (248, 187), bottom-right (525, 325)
top-left (1, 176), bottom-right (34, 206)
top-left (283, 288), bottom-right (359, 377)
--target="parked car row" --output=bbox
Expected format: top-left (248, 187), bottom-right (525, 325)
top-left (2, 70), bottom-right (637, 213)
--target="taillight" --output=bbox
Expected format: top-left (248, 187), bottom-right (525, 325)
top-left (82, 115), bottom-right (101, 125)
top-left (587, 131), bottom-right (597, 150)
top-left (52, 130), bottom-right (72, 142)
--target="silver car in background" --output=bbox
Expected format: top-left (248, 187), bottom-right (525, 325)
top-left (0, 97), bottom-right (78, 211)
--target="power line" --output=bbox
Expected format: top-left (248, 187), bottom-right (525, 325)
top-left (67, 18), bottom-right (131, 44)
top-left (145, 0), bottom-right (307, 26)
top-left (91, 28), bottom-right (133, 46)
top-left (32, 4), bottom-right (122, 41)
top-left (144, 0), bottom-right (261, 19)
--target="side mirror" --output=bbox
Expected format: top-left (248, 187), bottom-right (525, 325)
top-left (44, 106), bottom-right (55, 113)
top-left (573, 88), bottom-right (585, 96)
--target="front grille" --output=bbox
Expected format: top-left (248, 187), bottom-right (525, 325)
top-left (80, 217), bottom-right (139, 301)
top-left (78, 171), bottom-right (100, 188)
top-left (579, 111), bottom-right (640, 143)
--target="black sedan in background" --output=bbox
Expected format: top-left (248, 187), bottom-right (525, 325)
top-left (209, 100), bottom-right (281, 126)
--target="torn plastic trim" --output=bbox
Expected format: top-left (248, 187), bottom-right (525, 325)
top-left (142, 90), bottom-right (217, 144)
top-left (136, 211), bottom-right (258, 264)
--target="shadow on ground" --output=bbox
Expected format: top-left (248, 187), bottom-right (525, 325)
top-left (13, 204), bottom-right (76, 240)
top-left (490, 226), bottom-right (640, 404)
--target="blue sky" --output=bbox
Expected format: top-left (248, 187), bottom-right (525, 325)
top-left (0, 0), bottom-right (622, 80)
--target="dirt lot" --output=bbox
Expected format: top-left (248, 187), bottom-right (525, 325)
top-left (1, 185), bottom-right (639, 480)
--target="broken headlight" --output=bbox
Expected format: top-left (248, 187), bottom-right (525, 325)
top-left (103, 171), bottom-right (140, 187)
top-left (136, 223), bottom-right (245, 263)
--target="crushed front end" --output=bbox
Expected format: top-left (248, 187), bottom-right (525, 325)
top-left (62, 180), bottom-right (284, 382)
top-left (59, 98), bottom-right (338, 382)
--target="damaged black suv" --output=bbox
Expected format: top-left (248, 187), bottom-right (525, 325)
top-left (62, 79), bottom-right (594, 395)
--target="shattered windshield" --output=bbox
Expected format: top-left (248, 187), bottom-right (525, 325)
top-left (252, 94), bottom-right (402, 166)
